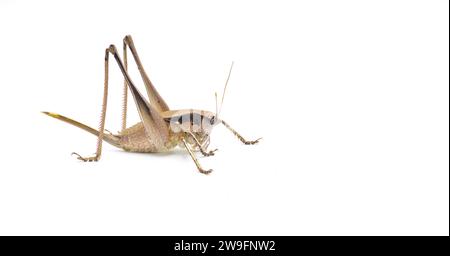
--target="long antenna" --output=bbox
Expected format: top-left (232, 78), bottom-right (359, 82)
top-left (215, 92), bottom-right (219, 118)
top-left (219, 61), bottom-right (234, 116)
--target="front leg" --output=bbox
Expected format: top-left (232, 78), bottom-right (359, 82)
top-left (186, 132), bottom-right (217, 157)
top-left (221, 120), bottom-right (262, 145)
top-left (200, 148), bottom-right (218, 157)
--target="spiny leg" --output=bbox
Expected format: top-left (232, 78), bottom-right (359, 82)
top-left (186, 131), bottom-right (217, 157)
top-left (221, 120), bottom-right (262, 145)
top-left (182, 138), bottom-right (213, 175)
top-left (72, 43), bottom-right (171, 162)
top-left (121, 39), bottom-right (128, 132)
top-left (203, 136), bottom-right (211, 151)
top-left (123, 35), bottom-right (169, 113)
top-left (109, 44), bottom-right (171, 148)
top-left (72, 48), bottom-right (111, 162)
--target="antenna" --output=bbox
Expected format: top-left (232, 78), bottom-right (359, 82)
top-left (219, 61), bottom-right (234, 117)
top-left (215, 92), bottom-right (219, 118)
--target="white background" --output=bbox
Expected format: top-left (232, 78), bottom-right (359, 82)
top-left (0, 0), bottom-right (448, 235)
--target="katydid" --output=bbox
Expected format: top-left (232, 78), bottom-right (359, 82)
top-left (42, 35), bottom-right (261, 174)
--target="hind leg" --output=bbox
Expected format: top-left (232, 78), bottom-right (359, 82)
top-left (121, 35), bottom-right (170, 132)
top-left (72, 48), bottom-right (112, 162)
top-left (74, 44), bottom-right (171, 161)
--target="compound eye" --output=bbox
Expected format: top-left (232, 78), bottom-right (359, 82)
top-left (210, 117), bottom-right (215, 125)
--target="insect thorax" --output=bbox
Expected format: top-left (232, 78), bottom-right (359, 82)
top-left (165, 110), bottom-right (216, 151)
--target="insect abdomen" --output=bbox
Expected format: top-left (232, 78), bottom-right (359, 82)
top-left (118, 122), bottom-right (176, 152)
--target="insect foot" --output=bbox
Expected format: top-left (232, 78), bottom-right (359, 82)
top-left (200, 148), bottom-right (218, 157)
top-left (244, 137), bottom-right (262, 145)
top-left (71, 152), bottom-right (99, 162)
top-left (199, 168), bottom-right (213, 175)
top-left (206, 148), bottom-right (218, 156)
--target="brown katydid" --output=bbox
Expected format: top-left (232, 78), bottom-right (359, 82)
top-left (42, 35), bottom-right (261, 174)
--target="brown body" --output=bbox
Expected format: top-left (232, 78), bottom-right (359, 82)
top-left (43, 35), bottom-right (260, 174)
top-left (44, 109), bottom-right (218, 153)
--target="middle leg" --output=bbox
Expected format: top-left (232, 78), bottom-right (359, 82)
top-left (182, 138), bottom-right (213, 175)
